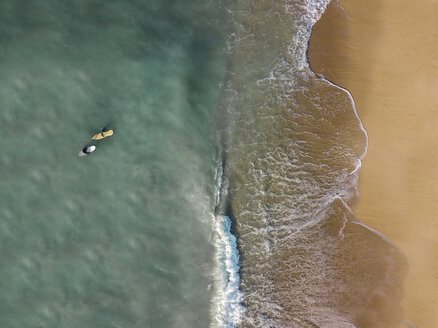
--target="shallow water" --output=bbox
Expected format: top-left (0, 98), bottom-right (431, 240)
top-left (0, 1), bottom-right (230, 327)
top-left (223, 0), bottom-right (407, 326)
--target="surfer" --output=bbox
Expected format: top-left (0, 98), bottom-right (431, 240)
top-left (84, 145), bottom-right (96, 154)
top-left (79, 145), bottom-right (96, 157)
top-left (92, 128), bottom-right (114, 140)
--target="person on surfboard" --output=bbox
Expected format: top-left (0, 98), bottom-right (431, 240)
top-left (92, 128), bottom-right (114, 140)
top-left (79, 145), bottom-right (96, 157)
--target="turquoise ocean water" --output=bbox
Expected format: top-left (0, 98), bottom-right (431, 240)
top-left (0, 1), bottom-right (235, 327)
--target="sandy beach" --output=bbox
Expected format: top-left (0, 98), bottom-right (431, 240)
top-left (308, 0), bottom-right (438, 327)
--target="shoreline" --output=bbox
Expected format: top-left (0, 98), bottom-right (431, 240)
top-left (308, 0), bottom-right (438, 327)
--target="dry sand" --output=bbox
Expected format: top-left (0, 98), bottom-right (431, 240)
top-left (308, 0), bottom-right (438, 327)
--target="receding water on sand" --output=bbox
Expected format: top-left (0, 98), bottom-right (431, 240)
top-left (222, 0), bottom-right (407, 326)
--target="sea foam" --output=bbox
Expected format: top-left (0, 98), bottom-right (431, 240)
top-left (210, 165), bottom-right (244, 328)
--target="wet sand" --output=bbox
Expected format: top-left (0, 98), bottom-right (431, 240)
top-left (308, 0), bottom-right (438, 327)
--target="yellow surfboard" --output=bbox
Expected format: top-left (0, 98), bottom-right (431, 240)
top-left (92, 129), bottom-right (114, 140)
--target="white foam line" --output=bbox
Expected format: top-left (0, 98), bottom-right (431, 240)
top-left (333, 194), bottom-right (355, 216)
top-left (350, 220), bottom-right (400, 249)
top-left (212, 215), bottom-right (245, 328)
top-left (305, 0), bottom-right (369, 172)
top-left (316, 76), bottom-right (369, 169)
top-left (211, 164), bottom-right (245, 328)
top-left (338, 215), bottom-right (348, 240)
